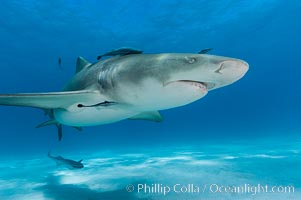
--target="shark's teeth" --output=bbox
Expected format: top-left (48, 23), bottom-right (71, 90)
top-left (205, 82), bottom-right (215, 90)
top-left (190, 81), bottom-right (206, 90)
top-left (168, 80), bottom-right (208, 91)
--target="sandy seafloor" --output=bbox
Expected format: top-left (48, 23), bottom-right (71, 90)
top-left (0, 140), bottom-right (300, 200)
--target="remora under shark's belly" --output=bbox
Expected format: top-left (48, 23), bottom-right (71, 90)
top-left (53, 107), bottom-right (138, 126)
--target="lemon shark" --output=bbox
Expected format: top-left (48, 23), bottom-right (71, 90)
top-left (0, 53), bottom-right (248, 140)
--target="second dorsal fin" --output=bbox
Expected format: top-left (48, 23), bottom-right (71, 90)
top-left (76, 56), bottom-right (91, 73)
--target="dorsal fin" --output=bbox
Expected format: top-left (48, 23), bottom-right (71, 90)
top-left (76, 56), bottom-right (91, 73)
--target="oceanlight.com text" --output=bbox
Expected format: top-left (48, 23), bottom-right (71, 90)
top-left (125, 183), bottom-right (295, 196)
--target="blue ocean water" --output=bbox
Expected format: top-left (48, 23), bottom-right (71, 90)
top-left (0, 0), bottom-right (300, 199)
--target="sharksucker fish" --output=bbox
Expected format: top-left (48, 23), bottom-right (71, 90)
top-left (198, 48), bottom-right (213, 54)
top-left (0, 52), bottom-right (249, 141)
top-left (48, 152), bottom-right (84, 169)
top-left (97, 47), bottom-right (143, 60)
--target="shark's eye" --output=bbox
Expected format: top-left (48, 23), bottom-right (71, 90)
top-left (185, 56), bottom-right (197, 64)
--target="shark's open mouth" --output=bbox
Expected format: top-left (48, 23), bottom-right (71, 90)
top-left (176, 80), bottom-right (207, 90)
top-left (166, 80), bottom-right (215, 90)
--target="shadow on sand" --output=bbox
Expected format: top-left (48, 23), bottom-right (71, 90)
top-left (35, 175), bottom-right (150, 200)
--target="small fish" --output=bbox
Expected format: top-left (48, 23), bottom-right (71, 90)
top-left (97, 47), bottom-right (143, 60)
top-left (58, 57), bottom-right (62, 70)
top-left (48, 151), bottom-right (84, 169)
top-left (198, 48), bottom-right (213, 54)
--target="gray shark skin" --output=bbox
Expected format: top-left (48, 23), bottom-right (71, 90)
top-left (0, 53), bottom-right (249, 137)
top-left (48, 152), bottom-right (83, 169)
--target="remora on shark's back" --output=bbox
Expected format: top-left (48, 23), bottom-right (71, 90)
top-left (97, 47), bottom-right (143, 60)
top-left (0, 50), bottom-right (249, 141)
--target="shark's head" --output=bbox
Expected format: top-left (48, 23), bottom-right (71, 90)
top-left (106, 53), bottom-right (249, 111)
top-left (163, 53), bottom-right (249, 91)
top-left (71, 160), bottom-right (84, 169)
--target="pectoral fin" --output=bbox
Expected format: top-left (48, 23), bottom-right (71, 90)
top-left (73, 126), bottom-right (83, 131)
top-left (129, 111), bottom-right (163, 122)
top-left (0, 90), bottom-right (103, 110)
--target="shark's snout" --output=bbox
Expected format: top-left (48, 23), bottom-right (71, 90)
top-left (187, 56), bottom-right (250, 91)
top-left (216, 60), bottom-right (249, 80)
